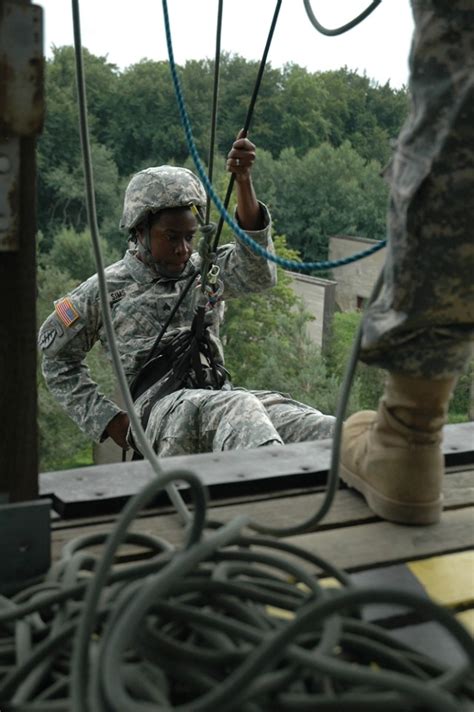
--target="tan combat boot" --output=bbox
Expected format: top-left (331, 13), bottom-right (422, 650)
top-left (340, 373), bottom-right (456, 525)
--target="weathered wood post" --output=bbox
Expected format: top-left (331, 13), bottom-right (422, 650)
top-left (0, 0), bottom-right (44, 502)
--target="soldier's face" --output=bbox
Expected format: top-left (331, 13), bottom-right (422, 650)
top-left (146, 208), bottom-right (198, 274)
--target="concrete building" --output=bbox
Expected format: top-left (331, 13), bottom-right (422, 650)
top-left (328, 235), bottom-right (386, 311)
top-left (286, 272), bottom-right (336, 352)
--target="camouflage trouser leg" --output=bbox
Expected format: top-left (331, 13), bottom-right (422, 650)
top-left (251, 390), bottom-right (335, 442)
top-left (142, 388), bottom-right (335, 457)
top-left (360, 0), bottom-right (474, 379)
top-left (144, 388), bottom-right (284, 457)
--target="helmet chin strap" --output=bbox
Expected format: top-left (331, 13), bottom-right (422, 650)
top-left (137, 223), bottom-right (155, 268)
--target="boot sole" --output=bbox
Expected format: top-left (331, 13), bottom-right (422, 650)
top-left (339, 462), bottom-right (442, 525)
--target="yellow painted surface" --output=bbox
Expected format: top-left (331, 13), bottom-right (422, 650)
top-left (456, 609), bottom-right (474, 636)
top-left (408, 551), bottom-right (474, 607)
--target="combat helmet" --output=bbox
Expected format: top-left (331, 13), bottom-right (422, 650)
top-left (120, 165), bottom-right (206, 232)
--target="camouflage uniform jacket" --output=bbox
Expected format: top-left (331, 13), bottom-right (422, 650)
top-left (39, 205), bottom-right (276, 442)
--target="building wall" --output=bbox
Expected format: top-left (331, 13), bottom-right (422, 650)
top-left (286, 272), bottom-right (336, 351)
top-left (328, 235), bottom-right (386, 311)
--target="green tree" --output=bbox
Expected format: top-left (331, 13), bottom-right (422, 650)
top-left (326, 311), bottom-right (385, 413)
top-left (316, 68), bottom-right (408, 165)
top-left (38, 47), bottom-right (121, 246)
top-left (107, 60), bottom-right (186, 173)
top-left (40, 141), bottom-right (123, 246)
top-left (273, 142), bottom-right (387, 262)
top-left (273, 64), bottom-right (330, 157)
top-left (47, 227), bottom-right (121, 283)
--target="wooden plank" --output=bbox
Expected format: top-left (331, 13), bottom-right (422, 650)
top-left (48, 466), bottom-right (474, 533)
top-left (49, 471), bottom-right (474, 561)
top-left (52, 471), bottom-right (474, 552)
top-left (51, 498), bottom-right (473, 579)
top-left (198, 470), bottom-right (474, 532)
top-left (39, 422), bottom-right (474, 517)
top-left (285, 507), bottom-right (474, 572)
top-left (40, 439), bottom-right (333, 516)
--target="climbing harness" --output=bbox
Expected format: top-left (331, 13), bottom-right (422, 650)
top-left (130, 324), bottom-right (230, 434)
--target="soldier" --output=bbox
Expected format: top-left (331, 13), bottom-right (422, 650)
top-left (340, 0), bottom-right (474, 525)
top-left (39, 132), bottom-right (335, 459)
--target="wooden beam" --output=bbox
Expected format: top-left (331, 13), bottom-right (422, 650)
top-left (0, 1), bottom-right (44, 502)
top-left (40, 423), bottom-right (474, 517)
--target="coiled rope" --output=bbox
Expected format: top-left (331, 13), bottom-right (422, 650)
top-left (0, 471), bottom-right (473, 710)
top-left (162, 0), bottom-right (387, 273)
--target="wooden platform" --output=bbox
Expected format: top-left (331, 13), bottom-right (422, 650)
top-left (43, 423), bottom-right (474, 668)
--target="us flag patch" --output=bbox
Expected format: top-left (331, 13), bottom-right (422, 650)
top-left (55, 297), bottom-right (80, 327)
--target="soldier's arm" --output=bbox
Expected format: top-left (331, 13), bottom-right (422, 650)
top-left (214, 203), bottom-right (277, 299)
top-left (39, 284), bottom-right (123, 443)
top-left (215, 131), bottom-right (277, 298)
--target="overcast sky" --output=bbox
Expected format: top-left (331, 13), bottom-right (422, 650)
top-left (38, 0), bottom-right (415, 88)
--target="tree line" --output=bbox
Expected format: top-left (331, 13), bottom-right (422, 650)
top-left (38, 46), bottom-right (408, 259)
top-left (36, 47), bottom-right (472, 471)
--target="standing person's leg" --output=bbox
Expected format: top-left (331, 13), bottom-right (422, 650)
top-left (341, 0), bottom-right (474, 524)
top-left (253, 391), bottom-right (336, 443)
top-left (144, 388), bottom-right (283, 457)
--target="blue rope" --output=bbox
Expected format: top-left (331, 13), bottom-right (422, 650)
top-left (162, 0), bottom-right (387, 272)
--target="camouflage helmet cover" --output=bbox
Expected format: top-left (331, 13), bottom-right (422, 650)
top-left (120, 165), bottom-right (207, 231)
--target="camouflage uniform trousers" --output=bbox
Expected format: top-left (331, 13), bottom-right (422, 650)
top-left (132, 388), bottom-right (335, 458)
top-left (360, 0), bottom-right (474, 379)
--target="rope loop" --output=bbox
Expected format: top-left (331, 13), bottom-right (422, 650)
top-left (303, 0), bottom-right (383, 36)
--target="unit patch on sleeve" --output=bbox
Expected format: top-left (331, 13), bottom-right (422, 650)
top-left (55, 297), bottom-right (80, 327)
top-left (38, 326), bottom-right (58, 350)
top-left (38, 319), bottom-right (64, 351)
